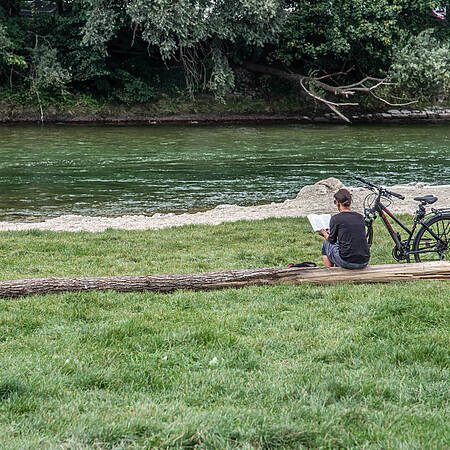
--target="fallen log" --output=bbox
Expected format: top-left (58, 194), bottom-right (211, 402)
top-left (0, 262), bottom-right (448, 299)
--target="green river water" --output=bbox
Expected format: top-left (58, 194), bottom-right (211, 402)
top-left (0, 123), bottom-right (448, 220)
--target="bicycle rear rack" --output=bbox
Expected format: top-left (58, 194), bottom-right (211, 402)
top-left (432, 208), bottom-right (450, 216)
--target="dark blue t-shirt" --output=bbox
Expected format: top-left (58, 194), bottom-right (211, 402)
top-left (328, 211), bottom-right (370, 264)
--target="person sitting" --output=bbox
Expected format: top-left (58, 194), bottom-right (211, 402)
top-left (319, 188), bottom-right (370, 269)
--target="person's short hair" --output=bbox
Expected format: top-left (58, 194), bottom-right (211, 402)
top-left (334, 188), bottom-right (352, 207)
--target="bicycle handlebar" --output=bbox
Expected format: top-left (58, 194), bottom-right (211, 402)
top-left (390, 191), bottom-right (405, 200)
top-left (355, 176), bottom-right (405, 200)
top-left (355, 176), bottom-right (379, 189)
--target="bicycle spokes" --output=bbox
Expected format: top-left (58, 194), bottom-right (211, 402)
top-left (414, 217), bottom-right (449, 262)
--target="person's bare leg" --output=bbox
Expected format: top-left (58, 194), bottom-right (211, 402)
top-left (322, 255), bottom-right (334, 267)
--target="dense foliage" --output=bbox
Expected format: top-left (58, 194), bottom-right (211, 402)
top-left (390, 29), bottom-right (450, 98)
top-left (0, 0), bottom-right (448, 106)
top-left (276, 0), bottom-right (444, 75)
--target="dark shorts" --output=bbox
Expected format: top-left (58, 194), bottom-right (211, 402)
top-left (322, 241), bottom-right (368, 269)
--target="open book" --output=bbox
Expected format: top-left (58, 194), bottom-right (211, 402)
top-left (307, 214), bottom-right (331, 232)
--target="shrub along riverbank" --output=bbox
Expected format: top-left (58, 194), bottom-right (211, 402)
top-left (0, 92), bottom-right (306, 123)
top-left (0, 217), bottom-right (448, 447)
top-left (1, 91), bottom-right (449, 124)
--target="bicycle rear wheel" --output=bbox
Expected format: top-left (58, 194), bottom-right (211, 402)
top-left (412, 214), bottom-right (450, 262)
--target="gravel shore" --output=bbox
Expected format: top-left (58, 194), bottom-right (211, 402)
top-left (0, 178), bottom-right (448, 233)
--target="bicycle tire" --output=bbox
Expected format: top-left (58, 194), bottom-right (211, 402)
top-left (412, 214), bottom-right (450, 262)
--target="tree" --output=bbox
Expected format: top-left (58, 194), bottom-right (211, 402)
top-left (0, 262), bottom-right (448, 299)
top-left (243, 0), bottom-right (448, 121)
top-left (390, 29), bottom-right (450, 99)
top-left (29, 42), bottom-right (71, 121)
top-left (82, 0), bottom-right (287, 98)
top-left (80, 0), bottom-right (449, 120)
top-left (0, 0), bottom-right (448, 116)
top-left (276, 0), bottom-right (441, 75)
top-left (0, 23), bottom-right (13, 62)
top-left (0, 20), bottom-right (27, 88)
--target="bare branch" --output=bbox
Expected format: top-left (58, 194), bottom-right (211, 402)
top-left (131, 22), bottom-right (138, 48)
top-left (313, 66), bottom-right (354, 81)
top-left (327, 104), bottom-right (352, 124)
top-left (347, 79), bottom-right (394, 93)
top-left (243, 63), bottom-right (417, 123)
top-left (369, 91), bottom-right (418, 107)
top-left (314, 72), bottom-right (349, 81)
top-left (336, 76), bottom-right (386, 89)
top-left (299, 79), bottom-right (355, 123)
top-left (300, 79), bottom-right (358, 107)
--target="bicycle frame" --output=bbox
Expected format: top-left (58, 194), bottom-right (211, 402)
top-left (370, 192), bottom-right (446, 259)
top-left (356, 176), bottom-right (448, 262)
top-left (376, 202), bottom-right (416, 250)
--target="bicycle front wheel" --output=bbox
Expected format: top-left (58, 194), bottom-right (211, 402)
top-left (412, 214), bottom-right (450, 262)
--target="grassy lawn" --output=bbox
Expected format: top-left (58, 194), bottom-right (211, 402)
top-left (0, 217), bottom-right (448, 448)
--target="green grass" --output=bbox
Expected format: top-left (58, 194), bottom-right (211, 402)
top-left (0, 217), bottom-right (448, 448)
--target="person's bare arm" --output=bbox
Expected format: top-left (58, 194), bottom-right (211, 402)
top-left (318, 228), bottom-right (330, 240)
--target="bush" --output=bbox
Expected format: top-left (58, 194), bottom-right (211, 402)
top-left (114, 77), bottom-right (157, 104)
top-left (390, 30), bottom-right (450, 100)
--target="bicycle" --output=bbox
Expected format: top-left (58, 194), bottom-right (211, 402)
top-left (355, 176), bottom-right (450, 263)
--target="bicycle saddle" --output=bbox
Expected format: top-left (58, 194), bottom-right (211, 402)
top-left (414, 195), bottom-right (438, 204)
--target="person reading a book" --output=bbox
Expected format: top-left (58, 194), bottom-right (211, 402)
top-left (318, 188), bottom-right (370, 269)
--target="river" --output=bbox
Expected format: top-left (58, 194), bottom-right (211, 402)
top-left (0, 123), bottom-right (448, 220)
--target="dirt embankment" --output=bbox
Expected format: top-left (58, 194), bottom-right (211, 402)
top-left (2, 109), bottom-right (450, 125)
top-left (0, 178), bottom-right (448, 233)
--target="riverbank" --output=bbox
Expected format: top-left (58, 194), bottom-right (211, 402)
top-left (1, 93), bottom-right (449, 125)
top-left (2, 108), bottom-right (450, 125)
top-left (1, 178), bottom-right (448, 232)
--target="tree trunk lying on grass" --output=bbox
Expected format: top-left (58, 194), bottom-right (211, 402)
top-left (0, 262), bottom-right (449, 299)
